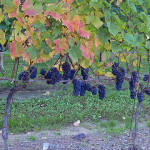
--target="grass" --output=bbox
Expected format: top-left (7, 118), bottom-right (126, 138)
top-left (26, 134), bottom-right (37, 142)
top-left (0, 81), bottom-right (149, 134)
top-left (147, 120), bottom-right (150, 127)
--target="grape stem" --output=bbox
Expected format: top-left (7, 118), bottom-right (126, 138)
top-left (132, 101), bottom-right (143, 149)
top-left (2, 87), bottom-right (17, 150)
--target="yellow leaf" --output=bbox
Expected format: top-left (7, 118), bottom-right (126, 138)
top-left (95, 69), bottom-right (105, 76)
top-left (43, 91), bottom-right (50, 96)
top-left (105, 72), bottom-right (115, 78)
top-left (0, 30), bottom-right (6, 45)
top-left (0, 9), bottom-right (4, 23)
top-left (24, 67), bottom-right (28, 71)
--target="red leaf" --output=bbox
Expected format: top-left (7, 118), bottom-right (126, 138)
top-left (78, 22), bottom-right (90, 38)
top-left (10, 41), bottom-right (26, 59)
top-left (45, 12), bottom-right (62, 21)
top-left (13, 0), bottom-right (20, 6)
top-left (54, 39), bottom-right (63, 54)
top-left (62, 20), bottom-right (74, 32)
top-left (10, 41), bottom-right (17, 58)
top-left (90, 53), bottom-right (94, 65)
top-left (80, 45), bottom-right (90, 59)
top-left (17, 17), bottom-right (24, 25)
top-left (22, 0), bottom-right (42, 16)
top-left (10, 10), bottom-right (18, 17)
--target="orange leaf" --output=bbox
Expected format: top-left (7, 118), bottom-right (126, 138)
top-left (62, 20), bottom-right (74, 32)
top-left (78, 22), bottom-right (90, 38)
top-left (10, 41), bottom-right (26, 59)
top-left (54, 38), bottom-right (69, 54)
top-left (62, 0), bottom-right (74, 4)
top-left (45, 12), bottom-right (62, 21)
top-left (80, 45), bottom-right (90, 59)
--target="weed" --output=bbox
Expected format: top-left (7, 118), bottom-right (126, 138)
top-left (26, 135), bottom-right (37, 142)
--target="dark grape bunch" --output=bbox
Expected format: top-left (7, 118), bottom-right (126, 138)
top-left (18, 71), bottom-right (29, 82)
top-left (112, 62), bottom-right (125, 91)
top-left (29, 66), bottom-right (37, 79)
top-left (129, 71), bottom-right (138, 90)
top-left (98, 85), bottom-right (106, 100)
top-left (137, 92), bottom-right (144, 102)
top-left (40, 68), bottom-right (46, 76)
top-left (45, 67), bottom-right (62, 85)
top-left (80, 82), bottom-right (86, 96)
top-left (91, 86), bottom-right (97, 95)
top-left (72, 79), bottom-right (81, 96)
top-left (145, 89), bottom-right (150, 95)
top-left (81, 67), bottom-right (89, 80)
top-left (69, 69), bottom-right (75, 80)
top-left (86, 83), bottom-right (92, 91)
top-left (130, 90), bottom-right (136, 99)
top-left (111, 62), bottom-right (119, 76)
top-left (143, 74), bottom-right (149, 81)
top-left (62, 62), bottom-right (71, 84)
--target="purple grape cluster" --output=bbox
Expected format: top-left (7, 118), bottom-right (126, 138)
top-left (129, 71), bottom-right (138, 99)
top-left (112, 62), bottom-right (125, 91)
top-left (29, 66), bottom-right (37, 79)
top-left (143, 74), bottom-right (149, 81)
top-left (137, 92), bottom-right (144, 102)
top-left (91, 86), bottom-right (97, 95)
top-left (98, 85), bottom-right (106, 100)
top-left (129, 72), bottom-right (138, 91)
top-left (85, 83), bottom-right (92, 91)
top-left (40, 68), bottom-right (46, 76)
top-left (81, 67), bottom-right (89, 80)
top-left (145, 89), bottom-right (150, 95)
top-left (62, 62), bottom-right (71, 84)
top-left (45, 67), bottom-right (62, 85)
top-left (130, 90), bottom-right (136, 99)
top-left (80, 82), bottom-right (86, 96)
top-left (111, 62), bottom-right (119, 76)
top-left (18, 71), bottom-right (29, 82)
top-left (72, 79), bottom-right (81, 96)
top-left (69, 69), bottom-right (75, 80)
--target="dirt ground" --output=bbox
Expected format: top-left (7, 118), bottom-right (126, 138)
top-left (0, 121), bottom-right (150, 150)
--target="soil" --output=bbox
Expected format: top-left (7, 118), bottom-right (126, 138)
top-left (0, 121), bottom-right (150, 150)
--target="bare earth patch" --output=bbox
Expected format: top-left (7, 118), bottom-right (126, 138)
top-left (0, 122), bottom-right (150, 150)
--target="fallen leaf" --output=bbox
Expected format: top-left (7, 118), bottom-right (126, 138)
top-left (43, 91), bottom-right (50, 96)
top-left (73, 120), bottom-right (80, 126)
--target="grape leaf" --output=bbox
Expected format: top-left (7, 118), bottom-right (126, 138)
top-left (68, 45), bottom-right (82, 63)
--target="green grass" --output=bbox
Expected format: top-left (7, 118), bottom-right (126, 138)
top-left (26, 134), bottom-right (37, 142)
top-left (0, 82), bottom-right (149, 134)
top-left (147, 120), bottom-right (150, 127)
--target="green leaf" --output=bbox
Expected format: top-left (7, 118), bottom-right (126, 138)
top-left (27, 46), bottom-right (36, 60)
top-left (97, 28), bottom-right (111, 43)
top-left (111, 41), bottom-right (121, 54)
top-left (92, 16), bottom-right (103, 29)
top-left (146, 41), bottom-right (150, 49)
top-left (43, 48), bottom-right (50, 54)
top-left (68, 45), bottom-right (82, 63)
top-left (129, 3), bottom-right (137, 13)
top-left (107, 22), bottom-right (121, 36)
